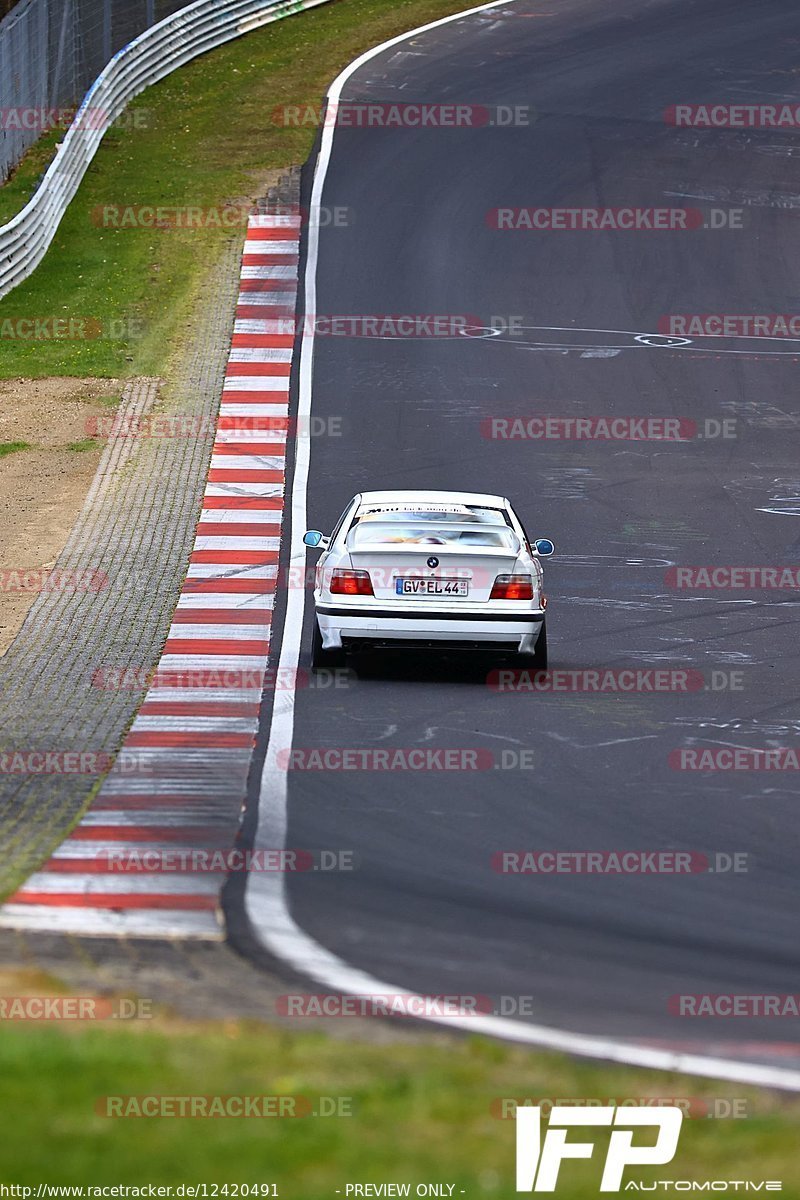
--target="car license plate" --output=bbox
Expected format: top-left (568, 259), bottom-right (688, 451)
top-left (395, 578), bottom-right (468, 596)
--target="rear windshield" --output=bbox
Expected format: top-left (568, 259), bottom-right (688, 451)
top-left (348, 522), bottom-right (519, 550)
top-left (355, 505), bottom-right (507, 525)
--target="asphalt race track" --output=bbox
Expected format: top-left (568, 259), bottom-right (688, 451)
top-left (235, 0), bottom-right (800, 1066)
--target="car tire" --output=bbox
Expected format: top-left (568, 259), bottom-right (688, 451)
top-left (311, 618), bottom-right (346, 673)
top-left (520, 618), bottom-right (547, 670)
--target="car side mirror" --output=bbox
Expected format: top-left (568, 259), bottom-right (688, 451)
top-left (533, 538), bottom-right (555, 556)
top-left (303, 530), bottom-right (329, 549)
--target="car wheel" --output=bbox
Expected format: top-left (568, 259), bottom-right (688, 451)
top-left (520, 618), bottom-right (547, 670)
top-left (311, 618), bottom-right (346, 673)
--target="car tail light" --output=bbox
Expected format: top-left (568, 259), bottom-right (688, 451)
top-left (490, 573), bottom-right (534, 601)
top-left (330, 569), bottom-right (374, 596)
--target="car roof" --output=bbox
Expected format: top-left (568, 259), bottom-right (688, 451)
top-left (356, 489), bottom-right (508, 507)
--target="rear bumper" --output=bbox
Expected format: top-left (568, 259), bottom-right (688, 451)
top-left (315, 603), bottom-right (545, 652)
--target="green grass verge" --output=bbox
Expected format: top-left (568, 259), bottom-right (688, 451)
top-left (0, 1014), bottom-right (798, 1194)
top-left (0, 0), bottom-right (485, 381)
top-left (0, 440), bottom-right (31, 457)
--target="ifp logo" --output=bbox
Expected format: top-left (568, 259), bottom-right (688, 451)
top-left (516, 1105), bottom-right (683, 1192)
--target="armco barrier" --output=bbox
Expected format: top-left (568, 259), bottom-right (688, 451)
top-left (0, 0), bottom-right (331, 300)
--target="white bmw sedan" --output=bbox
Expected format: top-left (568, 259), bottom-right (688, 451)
top-left (303, 490), bottom-right (553, 671)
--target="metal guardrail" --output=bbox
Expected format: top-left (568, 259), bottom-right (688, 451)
top-left (0, 0), bottom-right (331, 300)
